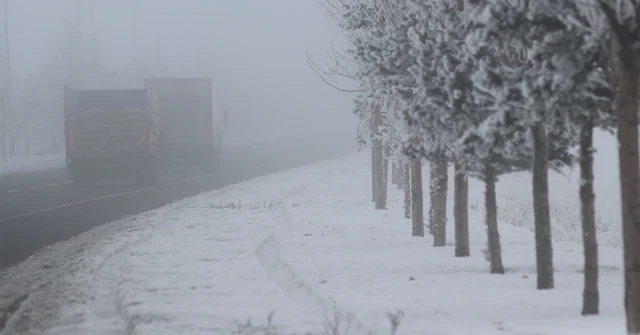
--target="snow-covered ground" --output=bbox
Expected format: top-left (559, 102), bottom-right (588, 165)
top-left (0, 154), bottom-right (66, 176)
top-left (0, 141), bottom-right (625, 334)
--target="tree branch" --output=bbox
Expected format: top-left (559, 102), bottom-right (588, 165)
top-left (306, 51), bottom-right (364, 93)
top-left (597, 0), bottom-right (632, 43)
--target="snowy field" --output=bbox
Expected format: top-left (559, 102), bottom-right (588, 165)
top-left (0, 154), bottom-right (66, 176)
top-left (0, 134), bottom-right (626, 334)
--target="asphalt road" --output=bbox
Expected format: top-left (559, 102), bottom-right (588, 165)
top-left (0, 137), bottom-right (351, 269)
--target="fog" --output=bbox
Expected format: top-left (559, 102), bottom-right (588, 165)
top-left (6, 0), bottom-right (358, 150)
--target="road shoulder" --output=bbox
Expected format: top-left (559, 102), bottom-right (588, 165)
top-left (0, 155), bottom-right (348, 335)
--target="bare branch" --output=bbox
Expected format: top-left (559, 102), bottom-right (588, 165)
top-left (306, 51), bottom-right (364, 93)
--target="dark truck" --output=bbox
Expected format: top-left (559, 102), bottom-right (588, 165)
top-left (144, 77), bottom-right (225, 170)
top-left (63, 85), bottom-right (161, 187)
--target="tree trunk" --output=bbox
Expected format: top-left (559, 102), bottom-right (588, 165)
top-left (372, 146), bottom-right (376, 202)
top-left (374, 141), bottom-right (387, 210)
top-left (428, 161), bottom-right (437, 235)
top-left (432, 161), bottom-right (448, 247)
top-left (380, 155), bottom-right (389, 207)
top-left (391, 161), bottom-right (398, 185)
top-left (372, 105), bottom-right (387, 210)
top-left (485, 164), bottom-right (504, 274)
top-left (454, 162), bottom-right (470, 257)
top-left (396, 160), bottom-right (404, 190)
top-left (411, 158), bottom-right (424, 237)
top-left (531, 122), bottom-right (554, 290)
top-left (579, 117), bottom-right (599, 315)
top-left (404, 162), bottom-right (411, 219)
top-left (611, 34), bottom-right (640, 332)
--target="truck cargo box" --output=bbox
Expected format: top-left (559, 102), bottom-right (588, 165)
top-left (63, 86), bottom-right (160, 187)
top-left (144, 77), bottom-right (224, 169)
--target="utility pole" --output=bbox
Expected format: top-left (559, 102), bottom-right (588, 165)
top-left (0, 0), bottom-right (11, 162)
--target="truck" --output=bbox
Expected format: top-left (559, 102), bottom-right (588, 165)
top-left (63, 85), bottom-right (161, 187)
top-left (144, 77), bottom-right (226, 171)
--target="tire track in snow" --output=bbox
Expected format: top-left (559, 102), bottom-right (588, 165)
top-left (255, 201), bottom-right (329, 312)
top-left (86, 208), bottom-right (184, 335)
top-left (83, 161), bottom-right (295, 333)
top-left (85, 215), bottom-right (162, 335)
top-left (255, 178), bottom-right (374, 334)
top-left (88, 255), bottom-right (132, 335)
top-left (83, 164), bottom-right (318, 334)
top-left (85, 164), bottom-right (337, 333)
top-left (85, 193), bottom-right (211, 334)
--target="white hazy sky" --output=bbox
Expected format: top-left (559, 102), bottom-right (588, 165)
top-left (7, 0), bottom-right (358, 147)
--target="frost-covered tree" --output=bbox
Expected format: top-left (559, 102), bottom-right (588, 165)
top-left (316, 0), bottom-right (426, 220)
top-left (405, 0), bottom-right (488, 255)
top-left (468, 0), bottom-right (581, 290)
top-left (402, 0), bottom-right (454, 247)
top-left (453, 1), bottom-right (611, 284)
top-left (456, 116), bottom-right (530, 274)
top-left (453, 33), bottom-right (532, 274)
top-left (348, 0), bottom-right (427, 233)
top-left (312, 0), bottom-right (395, 211)
top-left (354, 0), bottom-right (473, 247)
top-left (595, 0), bottom-right (640, 330)
top-left (372, 99), bottom-right (389, 210)
top-left (545, 3), bottom-right (613, 315)
top-left (380, 99), bottom-right (415, 220)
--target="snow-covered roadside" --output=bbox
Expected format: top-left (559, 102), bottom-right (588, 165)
top-left (1, 151), bottom-right (626, 334)
top-left (0, 154), bottom-right (66, 177)
top-left (0, 157), bottom-right (347, 335)
top-left (282, 155), bottom-right (624, 334)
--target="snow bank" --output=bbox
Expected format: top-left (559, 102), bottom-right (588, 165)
top-left (0, 154), bottom-right (66, 176)
top-left (1, 150), bottom-right (625, 334)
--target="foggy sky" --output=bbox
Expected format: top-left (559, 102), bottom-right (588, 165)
top-left (7, 0), bottom-right (358, 147)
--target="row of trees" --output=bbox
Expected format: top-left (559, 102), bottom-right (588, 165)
top-left (311, 0), bottom-right (640, 332)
